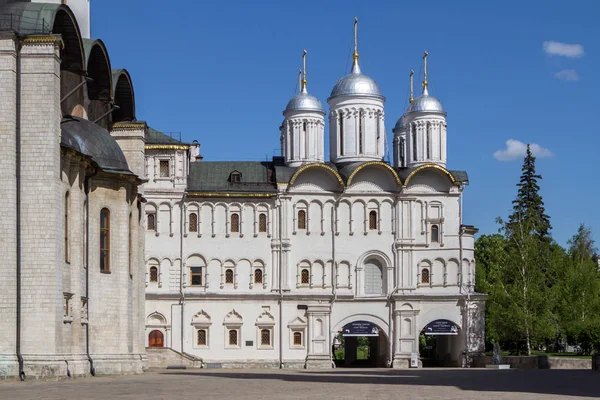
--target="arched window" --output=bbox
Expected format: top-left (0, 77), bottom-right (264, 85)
top-left (303, 121), bottom-right (307, 133)
top-left (301, 269), bottom-right (310, 284)
top-left (339, 111), bottom-right (344, 155)
top-left (150, 266), bottom-right (158, 282)
top-left (149, 330), bottom-right (163, 347)
top-left (431, 225), bottom-right (439, 243)
top-left (147, 213), bottom-right (155, 231)
top-left (364, 259), bottom-right (383, 295)
top-left (189, 213), bottom-right (198, 232)
top-left (100, 208), bottom-right (110, 273)
top-left (400, 137), bottom-right (406, 167)
top-left (228, 329), bottom-right (238, 346)
top-left (412, 124), bottom-right (417, 161)
top-left (261, 329), bottom-right (271, 346)
top-left (421, 268), bottom-right (430, 284)
top-left (230, 213), bottom-right (240, 233)
top-left (297, 210), bottom-right (306, 230)
top-left (225, 268), bottom-right (234, 284)
top-left (369, 210), bottom-right (377, 230)
top-left (254, 269), bottom-right (263, 284)
top-left (293, 331), bottom-right (302, 346)
top-left (259, 213), bottom-right (267, 233)
top-left (197, 329), bottom-right (207, 346)
top-left (64, 192), bottom-right (69, 262)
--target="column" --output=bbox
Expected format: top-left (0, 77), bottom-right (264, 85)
top-left (305, 304), bottom-right (332, 369)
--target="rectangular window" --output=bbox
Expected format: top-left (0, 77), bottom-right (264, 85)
top-left (190, 267), bottom-right (202, 286)
top-left (147, 213), bottom-right (156, 231)
top-left (228, 329), bottom-right (238, 346)
top-left (293, 331), bottom-right (303, 346)
top-left (259, 213), bottom-right (267, 233)
top-left (230, 213), bottom-right (240, 233)
top-left (197, 329), bottom-right (207, 346)
top-left (261, 329), bottom-right (271, 346)
top-left (159, 160), bottom-right (169, 178)
top-left (100, 208), bottom-right (110, 273)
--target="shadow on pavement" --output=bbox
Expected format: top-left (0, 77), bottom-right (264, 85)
top-left (160, 368), bottom-right (600, 398)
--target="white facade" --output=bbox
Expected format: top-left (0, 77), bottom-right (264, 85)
top-left (143, 47), bottom-right (485, 368)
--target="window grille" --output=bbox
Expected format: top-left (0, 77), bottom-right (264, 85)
top-left (147, 214), bottom-right (156, 231)
top-left (231, 213), bottom-right (240, 233)
top-left (150, 267), bottom-right (158, 282)
top-left (297, 210), bottom-right (306, 230)
top-left (225, 269), bottom-right (234, 284)
top-left (189, 213), bottom-right (198, 232)
top-left (421, 269), bottom-right (430, 284)
top-left (197, 329), bottom-right (207, 346)
top-left (159, 160), bottom-right (169, 178)
top-left (254, 269), bottom-right (263, 284)
top-left (293, 332), bottom-right (302, 346)
top-left (261, 329), bottom-right (271, 346)
top-left (369, 211), bottom-right (377, 230)
top-left (229, 329), bottom-right (238, 346)
top-left (259, 213), bottom-right (267, 233)
top-left (301, 269), bottom-right (309, 284)
top-left (100, 208), bottom-right (110, 272)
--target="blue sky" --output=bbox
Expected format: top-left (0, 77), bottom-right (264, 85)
top-left (92, 0), bottom-right (597, 246)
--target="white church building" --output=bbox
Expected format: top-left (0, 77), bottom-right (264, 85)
top-left (143, 21), bottom-right (486, 368)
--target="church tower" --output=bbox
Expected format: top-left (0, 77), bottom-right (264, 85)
top-left (328, 18), bottom-right (385, 164)
top-left (394, 52), bottom-right (447, 169)
top-left (281, 50), bottom-right (325, 167)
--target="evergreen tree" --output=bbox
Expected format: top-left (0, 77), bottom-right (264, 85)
top-left (507, 144), bottom-right (551, 239)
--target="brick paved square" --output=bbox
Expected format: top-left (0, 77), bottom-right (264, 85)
top-left (0, 368), bottom-right (598, 400)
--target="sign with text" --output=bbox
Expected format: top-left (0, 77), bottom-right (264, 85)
top-left (422, 319), bottom-right (459, 336)
top-left (342, 321), bottom-right (379, 337)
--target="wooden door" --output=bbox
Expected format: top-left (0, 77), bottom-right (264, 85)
top-left (149, 330), bottom-right (164, 347)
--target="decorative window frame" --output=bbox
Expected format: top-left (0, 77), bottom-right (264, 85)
top-left (221, 260), bottom-right (237, 289)
top-left (287, 317), bottom-right (307, 349)
top-left (223, 310), bottom-right (243, 349)
top-left (227, 204), bottom-right (243, 238)
top-left (418, 260), bottom-right (432, 287)
top-left (293, 202), bottom-right (309, 235)
top-left (156, 158), bottom-right (172, 180)
top-left (191, 310), bottom-right (212, 349)
top-left (254, 204), bottom-right (271, 238)
top-left (185, 203), bottom-right (200, 237)
top-left (63, 292), bottom-right (74, 324)
top-left (297, 261), bottom-right (311, 288)
top-left (256, 310), bottom-right (275, 350)
top-left (250, 260), bottom-right (267, 289)
top-left (189, 266), bottom-right (204, 287)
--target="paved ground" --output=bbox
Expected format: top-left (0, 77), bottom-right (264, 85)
top-left (0, 368), bottom-right (598, 400)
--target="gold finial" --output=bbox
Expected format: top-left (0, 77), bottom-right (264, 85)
top-left (409, 70), bottom-right (414, 103)
top-left (352, 17), bottom-right (361, 73)
top-left (301, 49), bottom-right (307, 93)
top-left (422, 50), bottom-right (429, 94)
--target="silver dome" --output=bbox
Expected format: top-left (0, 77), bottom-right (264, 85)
top-left (393, 114), bottom-right (407, 132)
top-left (284, 92), bottom-right (325, 114)
top-left (329, 64), bottom-right (384, 100)
top-left (407, 93), bottom-right (446, 114)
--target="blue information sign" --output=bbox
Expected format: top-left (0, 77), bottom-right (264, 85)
top-left (422, 319), bottom-right (459, 336)
top-left (342, 321), bottom-right (379, 337)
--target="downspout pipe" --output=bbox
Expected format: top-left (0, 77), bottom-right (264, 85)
top-left (329, 189), bottom-right (344, 367)
top-left (457, 186), bottom-right (469, 367)
top-left (15, 33), bottom-right (24, 382)
top-left (84, 167), bottom-right (99, 376)
top-left (180, 193), bottom-right (186, 354)
top-left (278, 196), bottom-right (283, 369)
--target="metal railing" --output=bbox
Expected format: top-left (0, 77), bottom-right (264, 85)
top-left (0, 13), bottom-right (50, 34)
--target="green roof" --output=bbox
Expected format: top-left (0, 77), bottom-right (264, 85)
top-left (146, 127), bottom-right (188, 146)
top-left (187, 161), bottom-right (276, 193)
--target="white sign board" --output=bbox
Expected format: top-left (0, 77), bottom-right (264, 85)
top-left (410, 352), bottom-right (419, 368)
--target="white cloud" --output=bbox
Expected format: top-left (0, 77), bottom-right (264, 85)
top-left (554, 69), bottom-right (579, 81)
top-left (493, 139), bottom-right (554, 162)
top-left (543, 41), bottom-right (584, 58)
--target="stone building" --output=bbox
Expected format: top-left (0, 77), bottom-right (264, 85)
top-left (143, 22), bottom-right (486, 369)
top-left (0, 0), bottom-right (146, 378)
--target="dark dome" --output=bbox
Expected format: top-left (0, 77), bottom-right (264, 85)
top-left (61, 116), bottom-right (132, 174)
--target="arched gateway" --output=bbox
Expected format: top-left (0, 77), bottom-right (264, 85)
top-left (334, 320), bottom-right (389, 367)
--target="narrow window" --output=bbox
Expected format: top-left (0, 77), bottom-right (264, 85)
top-left (301, 269), bottom-right (310, 284)
top-left (190, 267), bottom-right (202, 286)
top-left (228, 329), bottom-right (238, 346)
top-left (261, 329), bottom-right (271, 346)
top-left (421, 269), bottom-right (430, 284)
top-left (254, 269), bottom-right (263, 284)
top-left (159, 160), bottom-right (169, 178)
top-left (100, 208), bottom-right (110, 273)
top-left (400, 138), bottom-right (406, 167)
top-left (297, 210), bottom-right (306, 230)
top-left (259, 213), bottom-right (267, 233)
top-left (369, 210), bottom-right (377, 230)
top-left (431, 225), bottom-right (439, 243)
top-left (426, 123), bottom-right (431, 159)
top-left (147, 213), bottom-right (156, 231)
top-left (339, 111), bottom-right (344, 156)
top-left (197, 329), bottom-right (207, 346)
top-left (64, 192), bottom-right (69, 262)
top-left (225, 268), bottom-right (234, 284)
top-left (412, 124), bottom-right (417, 161)
top-left (303, 121), bottom-right (307, 134)
top-left (359, 109), bottom-right (364, 153)
top-left (189, 213), bottom-right (198, 232)
top-left (230, 213), bottom-right (240, 233)
top-left (293, 331), bottom-right (302, 346)
top-left (230, 172), bottom-right (241, 183)
top-left (150, 266), bottom-right (158, 282)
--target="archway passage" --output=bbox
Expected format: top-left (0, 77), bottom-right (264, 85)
top-left (334, 321), bottom-right (388, 368)
top-left (419, 319), bottom-right (462, 367)
top-left (148, 330), bottom-right (164, 348)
